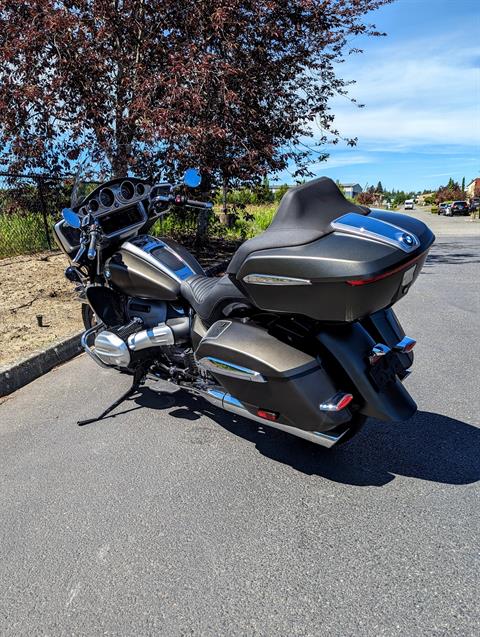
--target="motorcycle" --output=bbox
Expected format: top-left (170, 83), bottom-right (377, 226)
top-left (54, 170), bottom-right (434, 447)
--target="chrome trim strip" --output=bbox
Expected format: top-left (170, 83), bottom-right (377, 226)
top-left (198, 357), bottom-right (266, 382)
top-left (80, 323), bottom-right (111, 368)
top-left (331, 212), bottom-right (420, 253)
top-left (201, 388), bottom-right (348, 448)
top-left (242, 274), bottom-right (312, 286)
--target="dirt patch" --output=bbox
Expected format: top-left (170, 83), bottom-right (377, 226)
top-left (0, 237), bottom-right (240, 369)
top-left (0, 251), bottom-right (83, 368)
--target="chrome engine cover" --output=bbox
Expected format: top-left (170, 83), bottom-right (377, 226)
top-left (94, 330), bottom-right (131, 367)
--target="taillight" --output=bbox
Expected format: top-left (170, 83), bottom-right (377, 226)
top-left (394, 336), bottom-right (416, 353)
top-left (257, 409), bottom-right (279, 422)
top-left (346, 255), bottom-right (421, 286)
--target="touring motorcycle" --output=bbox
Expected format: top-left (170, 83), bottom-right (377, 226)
top-left (54, 170), bottom-right (434, 447)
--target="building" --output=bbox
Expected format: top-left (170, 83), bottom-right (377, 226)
top-left (341, 183), bottom-right (362, 198)
top-left (466, 178), bottom-right (480, 198)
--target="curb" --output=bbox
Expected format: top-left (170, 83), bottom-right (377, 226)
top-left (0, 259), bottom-right (232, 399)
top-left (0, 331), bottom-right (83, 398)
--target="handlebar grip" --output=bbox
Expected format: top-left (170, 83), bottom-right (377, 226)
top-left (152, 194), bottom-right (172, 204)
top-left (87, 231), bottom-right (98, 260)
top-left (186, 200), bottom-right (213, 209)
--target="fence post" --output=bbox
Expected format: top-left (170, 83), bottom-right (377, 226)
top-left (36, 177), bottom-right (52, 250)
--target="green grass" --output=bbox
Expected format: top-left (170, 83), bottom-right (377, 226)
top-left (150, 204), bottom-right (277, 242)
top-left (0, 204), bottom-right (278, 259)
top-left (0, 213), bottom-right (55, 258)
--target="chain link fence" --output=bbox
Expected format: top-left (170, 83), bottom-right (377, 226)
top-left (0, 173), bottom-right (75, 258)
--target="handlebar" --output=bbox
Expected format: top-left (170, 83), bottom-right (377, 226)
top-left (151, 193), bottom-right (212, 210)
top-left (87, 229), bottom-right (98, 260)
top-left (72, 243), bottom-right (86, 267)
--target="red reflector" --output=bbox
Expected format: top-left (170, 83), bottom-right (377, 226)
top-left (319, 392), bottom-right (354, 412)
top-left (335, 394), bottom-right (354, 410)
top-left (346, 255), bottom-right (421, 286)
top-left (257, 409), bottom-right (279, 422)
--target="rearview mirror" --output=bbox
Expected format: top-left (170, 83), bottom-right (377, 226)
top-left (62, 208), bottom-right (81, 229)
top-left (183, 168), bottom-right (202, 189)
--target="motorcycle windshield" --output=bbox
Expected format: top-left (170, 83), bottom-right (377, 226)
top-left (70, 166), bottom-right (101, 209)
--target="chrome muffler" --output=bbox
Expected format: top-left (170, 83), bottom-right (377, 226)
top-left (195, 387), bottom-right (350, 448)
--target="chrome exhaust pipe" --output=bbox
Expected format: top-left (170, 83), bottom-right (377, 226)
top-left (196, 387), bottom-right (350, 449)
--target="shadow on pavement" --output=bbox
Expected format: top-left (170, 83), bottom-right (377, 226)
top-left (425, 240), bottom-right (480, 266)
top-left (121, 386), bottom-right (480, 488)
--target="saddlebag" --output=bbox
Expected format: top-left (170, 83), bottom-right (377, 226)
top-left (195, 319), bottom-right (353, 433)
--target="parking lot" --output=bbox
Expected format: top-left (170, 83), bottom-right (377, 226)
top-left (1, 232), bottom-right (479, 636)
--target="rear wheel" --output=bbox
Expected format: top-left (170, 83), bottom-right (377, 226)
top-left (335, 414), bottom-right (367, 446)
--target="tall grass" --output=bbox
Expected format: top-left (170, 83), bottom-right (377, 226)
top-left (0, 213), bottom-right (55, 258)
top-left (0, 204), bottom-right (278, 259)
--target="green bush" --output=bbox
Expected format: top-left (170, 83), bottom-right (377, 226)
top-left (274, 184), bottom-right (290, 202)
top-left (430, 206), bottom-right (439, 214)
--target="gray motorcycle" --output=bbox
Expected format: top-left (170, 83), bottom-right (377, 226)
top-left (54, 169), bottom-right (434, 447)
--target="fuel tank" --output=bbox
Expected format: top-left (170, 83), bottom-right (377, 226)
top-left (106, 235), bottom-right (204, 300)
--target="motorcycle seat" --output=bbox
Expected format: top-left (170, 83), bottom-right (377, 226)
top-left (181, 273), bottom-right (250, 323)
top-left (227, 176), bottom-right (369, 275)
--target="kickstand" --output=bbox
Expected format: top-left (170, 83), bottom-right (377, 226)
top-left (77, 366), bottom-right (147, 426)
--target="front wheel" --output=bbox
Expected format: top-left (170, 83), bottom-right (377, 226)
top-left (81, 303), bottom-right (97, 330)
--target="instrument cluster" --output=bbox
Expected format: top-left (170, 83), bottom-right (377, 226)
top-left (78, 179), bottom-right (151, 217)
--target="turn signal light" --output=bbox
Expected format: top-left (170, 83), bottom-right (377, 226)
top-left (394, 336), bottom-right (416, 353)
top-left (257, 409), bottom-right (279, 422)
top-left (319, 392), bottom-right (354, 412)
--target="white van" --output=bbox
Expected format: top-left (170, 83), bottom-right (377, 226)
top-left (404, 200), bottom-right (414, 210)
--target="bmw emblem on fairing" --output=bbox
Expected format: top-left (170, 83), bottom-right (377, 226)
top-left (402, 233), bottom-right (414, 246)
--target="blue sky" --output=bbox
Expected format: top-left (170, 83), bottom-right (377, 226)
top-left (275, 0), bottom-right (480, 192)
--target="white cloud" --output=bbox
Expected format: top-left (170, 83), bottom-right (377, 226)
top-left (311, 153), bottom-right (372, 169)
top-left (312, 30), bottom-right (480, 148)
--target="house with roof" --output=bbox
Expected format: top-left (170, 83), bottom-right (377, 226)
top-left (341, 183), bottom-right (362, 198)
top-left (466, 178), bottom-right (480, 198)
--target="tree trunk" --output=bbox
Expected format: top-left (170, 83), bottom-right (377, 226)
top-left (222, 177), bottom-right (228, 214)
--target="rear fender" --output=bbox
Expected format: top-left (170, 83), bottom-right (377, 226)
top-left (316, 322), bottom-right (417, 422)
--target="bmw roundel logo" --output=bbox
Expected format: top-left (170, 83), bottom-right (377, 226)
top-left (402, 233), bottom-right (414, 246)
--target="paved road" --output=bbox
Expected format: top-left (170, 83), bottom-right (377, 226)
top-left (1, 235), bottom-right (479, 636)
top-left (397, 206), bottom-right (480, 236)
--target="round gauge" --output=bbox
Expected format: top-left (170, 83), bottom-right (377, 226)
top-left (89, 199), bottom-right (99, 213)
top-left (99, 188), bottom-right (115, 207)
top-left (119, 180), bottom-right (135, 201)
top-left (136, 183), bottom-right (145, 197)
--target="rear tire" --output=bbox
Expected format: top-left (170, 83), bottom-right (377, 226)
top-left (335, 414), bottom-right (367, 446)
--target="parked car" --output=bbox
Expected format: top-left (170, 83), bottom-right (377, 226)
top-left (438, 202), bottom-right (450, 215)
top-left (404, 199), bottom-right (414, 210)
top-left (469, 198), bottom-right (480, 212)
top-left (446, 201), bottom-right (469, 216)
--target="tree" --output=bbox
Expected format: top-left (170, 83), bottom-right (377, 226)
top-left (0, 0), bottom-right (391, 183)
top-left (461, 177), bottom-right (465, 191)
top-left (357, 191), bottom-right (376, 205)
top-left (435, 182), bottom-right (465, 204)
top-left (376, 181), bottom-right (384, 193)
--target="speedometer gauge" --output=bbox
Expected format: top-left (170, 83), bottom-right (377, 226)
top-left (119, 181), bottom-right (135, 201)
top-left (99, 188), bottom-right (115, 207)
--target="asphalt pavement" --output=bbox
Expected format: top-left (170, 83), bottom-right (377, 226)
top-left (1, 233), bottom-right (479, 636)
